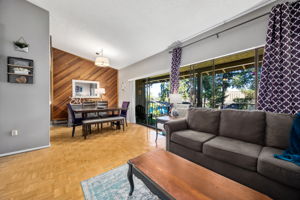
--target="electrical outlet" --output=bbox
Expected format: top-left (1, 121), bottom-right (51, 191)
top-left (11, 130), bottom-right (18, 136)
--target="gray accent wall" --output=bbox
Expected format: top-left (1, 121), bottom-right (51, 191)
top-left (118, 2), bottom-right (277, 122)
top-left (0, 0), bottom-right (50, 155)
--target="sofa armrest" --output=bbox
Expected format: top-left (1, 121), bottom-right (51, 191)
top-left (164, 119), bottom-right (188, 151)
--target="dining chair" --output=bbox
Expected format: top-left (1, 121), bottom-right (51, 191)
top-left (97, 101), bottom-right (109, 118)
top-left (82, 101), bottom-right (98, 119)
top-left (120, 101), bottom-right (130, 126)
top-left (82, 101), bottom-right (96, 107)
top-left (111, 101), bottom-right (130, 128)
top-left (67, 103), bottom-right (83, 137)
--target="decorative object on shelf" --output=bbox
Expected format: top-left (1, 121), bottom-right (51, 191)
top-left (13, 67), bottom-right (30, 75)
top-left (69, 96), bottom-right (82, 104)
top-left (15, 76), bottom-right (27, 83)
top-left (7, 57), bottom-right (34, 84)
top-left (95, 87), bottom-right (106, 100)
top-left (95, 49), bottom-right (110, 67)
top-left (13, 37), bottom-right (29, 53)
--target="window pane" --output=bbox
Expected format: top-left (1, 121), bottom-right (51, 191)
top-left (135, 73), bottom-right (171, 128)
top-left (179, 65), bottom-right (194, 104)
top-left (193, 60), bottom-right (214, 108)
top-left (257, 47), bottom-right (264, 85)
top-left (213, 50), bottom-right (256, 110)
top-left (201, 71), bottom-right (214, 108)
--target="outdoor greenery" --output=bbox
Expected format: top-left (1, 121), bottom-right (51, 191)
top-left (179, 79), bottom-right (193, 102)
top-left (144, 67), bottom-right (256, 122)
top-left (155, 68), bottom-right (256, 109)
top-left (202, 68), bottom-right (255, 108)
top-left (159, 82), bottom-right (170, 102)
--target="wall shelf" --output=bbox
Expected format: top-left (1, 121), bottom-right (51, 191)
top-left (7, 73), bottom-right (33, 76)
top-left (7, 64), bottom-right (33, 69)
top-left (7, 57), bottom-right (34, 84)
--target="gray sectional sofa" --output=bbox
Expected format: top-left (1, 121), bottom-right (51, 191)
top-left (164, 108), bottom-right (300, 200)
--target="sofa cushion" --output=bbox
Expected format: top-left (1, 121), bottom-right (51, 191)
top-left (203, 136), bottom-right (262, 171)
top-left (219, 109), bottom-right (265, 145)
top-left (187, 108), bottom-right (221, 135)
top-left (265, 112), bottom-right (294, 149)
top-left (257, 147), bottom-right (300, 189)
top-left (171, 130), bottom-right (216, 152)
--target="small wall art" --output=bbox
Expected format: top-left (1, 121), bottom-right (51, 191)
top-left (13, 37), bottom-right (29, 53)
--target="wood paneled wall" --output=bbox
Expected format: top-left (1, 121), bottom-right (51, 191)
top-left (52, 48), bottom-right (118, 120)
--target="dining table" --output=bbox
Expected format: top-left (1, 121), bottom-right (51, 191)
top-left (72, 106), bottom-right (125, 118)
top-left (72, 106), bottom-right (126, 131)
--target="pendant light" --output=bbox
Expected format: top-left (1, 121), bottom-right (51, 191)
top-left (95, 49), bottom-right (110, 67)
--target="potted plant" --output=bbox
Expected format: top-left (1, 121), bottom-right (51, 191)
top-left (14, 37), bottom-right (29, 52)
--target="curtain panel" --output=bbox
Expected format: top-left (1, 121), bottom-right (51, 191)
top-left (170, 47), bottom-right (182, 94)
top-left (258, 1), bottom-right (300, 114)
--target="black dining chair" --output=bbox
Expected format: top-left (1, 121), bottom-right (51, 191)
top-left (97, 100), bottom-right (109, 118)
top-left (120, 101), bottom-right (130, 126)
top-left (111, 101), bottom-right (130, 128)
top-left (67, 103), bottom-right (83, 137)
top-left (82, 101), bottom-right (98, 119)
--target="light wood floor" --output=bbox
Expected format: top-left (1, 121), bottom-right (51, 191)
top-left (0, 123), bottom-right (165, 200)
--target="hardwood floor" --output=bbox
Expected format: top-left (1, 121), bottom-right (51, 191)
top-left (0, 123), bottom-right (165, 200)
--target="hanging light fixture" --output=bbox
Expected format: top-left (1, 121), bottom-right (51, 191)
top-left (95, 49), bottom-right (110, 67)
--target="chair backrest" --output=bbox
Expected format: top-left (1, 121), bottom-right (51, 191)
top-left (67, 103), bottom-right (76, 123)
top-left (96, 101), bottom-right (108, 108)
top-left (82, 101), bottom-right (96, 107)
top-left (121, 101), bottom-right (130, 116)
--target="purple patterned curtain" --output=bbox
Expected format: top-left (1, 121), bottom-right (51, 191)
top-left (257, 1), bottom-right (300, 114)
top-left (170, 47), bottom-right (182, 94)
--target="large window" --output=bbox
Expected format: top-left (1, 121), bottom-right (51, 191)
top-left (213, 50), bottom-right (256, 109)
top-left (135, 47), bottom-right (264, 127)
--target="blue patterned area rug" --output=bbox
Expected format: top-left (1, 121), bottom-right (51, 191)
top-left (81, 164), bottom-right (160, 200)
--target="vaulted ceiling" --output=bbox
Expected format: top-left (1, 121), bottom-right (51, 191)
top-left (28, 0), bottom-right (272, 69)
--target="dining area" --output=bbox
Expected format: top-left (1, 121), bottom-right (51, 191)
top-left (67, 101), bottom-right (130, 139)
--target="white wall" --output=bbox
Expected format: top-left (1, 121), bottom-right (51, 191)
top-left (118, 2), bottom-right (277, 122)
top-left (0, 0), bottom-right (50, 155)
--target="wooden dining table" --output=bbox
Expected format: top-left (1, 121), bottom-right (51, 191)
top-left (72, 106), bottom-right (126, 131)
top-left (72, 106), bottom-right (126, 118)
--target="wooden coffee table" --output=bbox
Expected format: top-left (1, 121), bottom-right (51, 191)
top-left (127, 149), bottom-right (271, 200)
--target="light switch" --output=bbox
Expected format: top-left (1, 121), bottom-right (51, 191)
top-left (11, 130), bottom-right (18, 136)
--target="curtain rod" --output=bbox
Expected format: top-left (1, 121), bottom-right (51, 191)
top-left (169, 12), bottom-right (270, 53)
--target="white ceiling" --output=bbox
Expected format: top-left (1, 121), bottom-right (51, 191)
top-left (28, 0), bottom-right (272, 69)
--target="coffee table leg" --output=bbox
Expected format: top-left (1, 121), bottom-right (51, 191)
top-left (127, 163), bottom-right (134, 196)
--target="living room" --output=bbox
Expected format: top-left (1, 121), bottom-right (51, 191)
top-left (0, 0), bottom-right (299, 199)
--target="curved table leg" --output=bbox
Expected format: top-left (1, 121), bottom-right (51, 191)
top-left (127, 163), bottom-right (134, 196)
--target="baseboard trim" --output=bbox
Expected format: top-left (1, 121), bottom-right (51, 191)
top-left (0, 144), bottom-right (51, 157)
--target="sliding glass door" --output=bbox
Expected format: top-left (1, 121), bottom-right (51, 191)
top-left (135, 47), bottom-right (265, 127)
top-left (135, 77), bottom-right (170, 128)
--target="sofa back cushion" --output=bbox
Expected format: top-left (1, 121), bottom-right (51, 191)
top-left (187, 108), bottom-right (220, 135)
top-left (219, 109), bottom-right (265, 145)
top-left (265, 112), bottom-right (294, 149)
